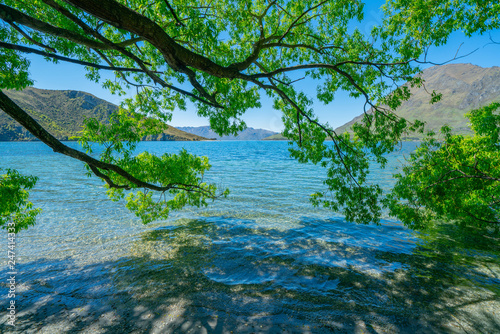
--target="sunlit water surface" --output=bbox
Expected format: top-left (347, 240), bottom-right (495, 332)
top-left (1, 141), bottom-right (499, 333)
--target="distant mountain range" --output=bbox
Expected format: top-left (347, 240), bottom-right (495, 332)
top-left (265, 63), bottom-right (500, 140)
top-left (177, 126), bottom-right (277, 141)
top-left (0, 87), bottom-right (208, 141)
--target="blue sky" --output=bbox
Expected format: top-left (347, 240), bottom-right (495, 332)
top-left (24, 2), bottom-right (500, 132)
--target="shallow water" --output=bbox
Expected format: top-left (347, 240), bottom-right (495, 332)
top-left (1, 141), bottom-right (499, 333)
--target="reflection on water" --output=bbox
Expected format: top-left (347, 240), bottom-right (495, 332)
top-left (0, 141), bottom-right (499, 333)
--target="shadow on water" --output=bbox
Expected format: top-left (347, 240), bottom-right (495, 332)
top-left (1, 218), bottom-right (499, 333)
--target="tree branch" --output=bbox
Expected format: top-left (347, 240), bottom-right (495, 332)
top-left (63, 0), bottom-right (238, 78)
top-left (227, 1), bottom-right (277, 71)
top-left (0, 90), bottom-right (215, 197)
top-left (250, 77), bottom-right (362, 189)
top-left (162, 0), bottom-right (185, 27)
top-left (277, 0), bottom-right (329, 43)
top-left (6, 21), bottom-right (57, 53)
top-left (463, 209), bottom-right (499, 225)
top-left (0, 3), bottom-right (109, 50)
top-left (0, 42), bottom-right (153, 73)
top-left (250, 60), bottom-right (412, 79)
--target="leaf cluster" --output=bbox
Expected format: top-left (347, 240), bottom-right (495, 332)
top-left (386, 102), bottom-right (500, 229)
top-left (78, 107), bottom-right (225, 224)
top-left (0, 168), bottom-right (41, 233)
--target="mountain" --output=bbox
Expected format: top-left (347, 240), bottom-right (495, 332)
top-left (177, 126), bottom-right (277, 140)
top-left (262, 133), bottom-right (287, 140)
top-left (0, 87), bottom-right (209, 141)
top-left (336, 63), bottom-right (500, 138)
top-left (263, 64), bottom-right (500, 141)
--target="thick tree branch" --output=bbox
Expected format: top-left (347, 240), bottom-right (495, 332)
top-left (63, 0), bottom-right (240, 78)
top-left (42, 0), bottom-right (142, 49)
top-left (54, 0), bottom-right (225, 107)
top-left (40, 0), bottom-right (222, 108)
top-left (0, 3), bottom-right (109, 50)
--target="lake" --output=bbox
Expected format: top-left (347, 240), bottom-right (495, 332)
top-left (1, 141), bottom-right (499, 333)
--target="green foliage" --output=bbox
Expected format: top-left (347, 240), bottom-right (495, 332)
top-left (0, 49), bottom-right (32, 90)
top-left (382, 0), bottom-right (500, 47)
top-left (79, 105), bottom-right (168, 154)
top-left (0, 168), bottom-right (41, 233)
top-left (111, 149), bottom-right (223, 224)
top-left (0, 26), bottom-right (32, 89)
top-left (79, 107), bottom-right (226, 224)
top-left (386, 103), bottom-right (500, 229)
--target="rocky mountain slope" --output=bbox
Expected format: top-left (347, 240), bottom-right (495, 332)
top-left (265, 63), bottom-right (500, 140)
top-left (1, 87), bottom-right (208, 141)
top-left (335, 63), bottom-right (500, 138)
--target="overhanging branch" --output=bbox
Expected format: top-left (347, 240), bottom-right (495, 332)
top-left (0, 42), bottom-right (153, 73)
top-left (0, 3), bottom-right (109, 50)
top-left (0, 90), bottom-right (215, 198)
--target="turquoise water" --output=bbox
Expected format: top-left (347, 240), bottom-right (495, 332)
top-left (1, 141), bottom-right (499, 333)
